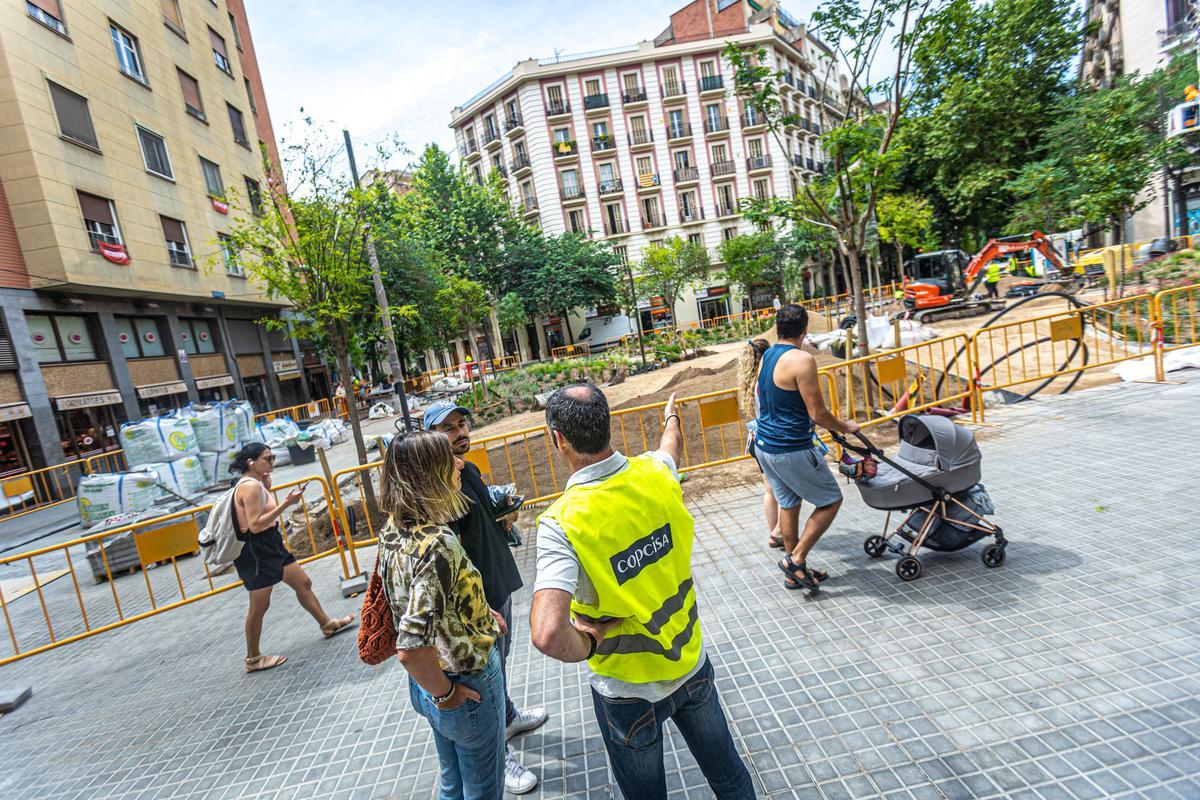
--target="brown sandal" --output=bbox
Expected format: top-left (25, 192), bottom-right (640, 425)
top-left (245, 654), bottom-right (287, 673)
top-left (321, 613), bottom-right (358, 639)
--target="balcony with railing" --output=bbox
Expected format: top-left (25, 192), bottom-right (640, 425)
top-left (598, 178), bottom-right (624, 196)
top-left (806, 157), bottom-right (815, 171)
top-left (622, 89), bottom-right (648, 105)
top-left (561, 184), bottom-right (586, 203)
top-left (504, 113), bottom-right (524, 133)
top-left (746, 154), bottom-right (772, 172)
top-left (483, 128), bottom-right (502, 148)
top-left (459, 141), bottom-right (480, 159)
top-left (636, 173), bottom-right (661, 190)
top-left (510, 153), bottom-right (531, 174)
top-left (495, 164), bottom-right (508, 178)
top-left (628, 129), bottom-right (654, 148)
top-left (661, 82), bottom-right (687, 101)
top-left (545, 99), bottom-right (571, 117)
top-left (666, 122), bottom-right (693, 141)
top-left (521, 195), bottom-right (539, 214)
top-left (674, 166), bottom-right (700, 184)
top-left (604, 217), bottom-right (630, 236)
top-left (553, 139), bottom-right (579, 159)
top-left (699, 75), bottom-right (725, 94)
top-left (642, 213), bottom-right (666, 229)
top-left (716, 200), bottom-right (738, 218)
top-left (742, 108), bottom-right (767, 129)
top-left (710, 159), bottom-right (736, 177)
top-left (790, 154), bottom-right (803, 169)
top-left (592, 135), bottom-right (616, 153)
top-left (1159, 20), bottom-right (1191, 47)
top-left (678, 205), bottom-right (705, 224)
top-left (584, 93), bottom-right (610, 111)
top-left (704, 115), bottom-right (730, 135)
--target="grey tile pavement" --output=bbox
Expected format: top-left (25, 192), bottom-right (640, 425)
top-left (1, 377), bottom-right (1199, 799)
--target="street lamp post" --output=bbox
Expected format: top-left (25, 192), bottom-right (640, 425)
top-left (626, 263), bottom-right (647, 368)
top-left (343, 130), bottom-right (413, 431)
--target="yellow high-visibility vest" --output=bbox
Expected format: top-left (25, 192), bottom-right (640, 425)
top-left (986, 262), bottom-right (1001, 283)
top-left (539, 455), bottom-right (702, 684)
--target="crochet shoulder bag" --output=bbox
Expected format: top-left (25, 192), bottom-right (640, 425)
top-left (357, 553), bottom-right (397, 666)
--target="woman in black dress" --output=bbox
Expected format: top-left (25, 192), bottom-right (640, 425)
top-left (230, 443), bottom-right (356, 673)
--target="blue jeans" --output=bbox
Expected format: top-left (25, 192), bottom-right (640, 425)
top-left (497, 596), bottom-right (516, 726)
top-left (591, 656), bottom-right (755, 799)
top-left (409, 647), bottom-right (505, 800)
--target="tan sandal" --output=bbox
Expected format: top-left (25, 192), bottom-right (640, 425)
top-left (245, 654), bottom-right (287, 673)
top-left (321, 613), bottom-right (358, 639)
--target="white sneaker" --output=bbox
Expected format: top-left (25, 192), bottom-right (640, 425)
top-left (505, 707), bottom-right (549, 741)
top-left (504, 750), bottom-right (538, 795)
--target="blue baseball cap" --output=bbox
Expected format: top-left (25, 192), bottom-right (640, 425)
top-left (421, 400), bottom-right (470, 430)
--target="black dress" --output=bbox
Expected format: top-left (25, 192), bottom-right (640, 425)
top-left (232, 484), bottom-right (296, 591)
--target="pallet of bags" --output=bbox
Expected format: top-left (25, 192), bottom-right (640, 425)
top-left (225, 399), bottom-right (255, 443)
top-left (200, 449), bottom-right (240, 488)
top-left (255, 417), bottom-right (301, 466)
top-left (310, 417), bottom-right (349, 447)
top-left (118, 416), bottom-right (200, 466)
top-left (183, 403), bottom-right (239, 452)
top-left (142, 455), bottom-right (208, 503)
top-left (77, 471), bottom-right (160, 528)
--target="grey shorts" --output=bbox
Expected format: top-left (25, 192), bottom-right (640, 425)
top-left (756, 447), bottom-right (842, 510)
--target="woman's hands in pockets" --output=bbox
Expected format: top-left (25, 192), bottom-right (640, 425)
top-left (489, 608), bottom-right (508, 637)
top-left (439, 683), bottom-right (481, 710)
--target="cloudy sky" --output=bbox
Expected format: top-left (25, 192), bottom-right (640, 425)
top-left (245, 0), bottom-right (823, 167)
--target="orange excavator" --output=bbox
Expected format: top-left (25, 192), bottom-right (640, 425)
top-left (902, 231), bottom-right (1077, 323)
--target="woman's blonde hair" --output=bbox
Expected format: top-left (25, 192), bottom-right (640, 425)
top-left (379, 430), bottom-right (469, 527)
top-left (737, 339), bottom-right (771, 416)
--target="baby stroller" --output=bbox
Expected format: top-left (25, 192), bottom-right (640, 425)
top-left (831, 414), bottom-right (1006, 582)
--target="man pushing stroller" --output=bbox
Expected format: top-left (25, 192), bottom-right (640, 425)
top-left (752, 304), bottom-right (860, 591)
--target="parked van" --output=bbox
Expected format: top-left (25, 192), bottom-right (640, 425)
top-left (578, 313), bottom-right (636, 352)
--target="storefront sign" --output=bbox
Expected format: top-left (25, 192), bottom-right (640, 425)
top-left (0, 403), bottom-right (32, 422)
top-left (136, 381), bottom-right (188, 399)
top-left (695, 286), bottom-right (729, 299)
top-left (195, 375), bottom-right (234, 389)
top-left (276, 370), bottom-right (302, 381)
top-left (272, 359), bottom-right (298, 374)
top-left (55, 391), bottom-right (123, 410)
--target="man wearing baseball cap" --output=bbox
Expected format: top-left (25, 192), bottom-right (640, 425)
top-left (422, 400), bottom-right (546, 795)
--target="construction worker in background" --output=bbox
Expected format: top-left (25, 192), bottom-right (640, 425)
top-left (1007, 255), bottom-right (1020, 277)
top-left (984, 260), bottom-right (1001, 299)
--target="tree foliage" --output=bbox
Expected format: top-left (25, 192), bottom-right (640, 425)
top-left (637, 237), bottom-right (711, 318)
top-left (876, 193), bottom-right (935, 270)
top-left (719, 231), bottom-right (781, 301)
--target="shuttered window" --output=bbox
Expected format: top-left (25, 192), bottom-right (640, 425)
top-left (160, 0), bottom-right (183, 35)
top-left (47, 81), bottom-right (98, 149)
top-left (0, 315), bottom-right (17, 371)
top-left (136, 126), bottom-right (174, 179)
top-left (226, 319), bottom-right (261, 355)
top-left (159, 216), bottom-right (191, 267)
top-left (210, 27), bottom-right (232, 75)
top-left (226, 104), bottom-right (248, 146)
top-left (77, 192), bottom-right (121, 250)
top-left (178, 70), bottom-right (204, 120)
top-left (199, 157), bottom-right (223, 197)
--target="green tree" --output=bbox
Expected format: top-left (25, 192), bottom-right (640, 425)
top-left (897, 0), bottom-right (1082, 239)
top-left (637, 237), bottom-right (711, 324)
top-left (876, 193), bottom-right (935, 277)
top-left (434, 274), bottom-right (490, 356)
top-left (719, 231), bottom-right (781, 302)
top-left (495, 292), bottom-right (528, 344)
top-left (534, 233), bottom-right (621, 343)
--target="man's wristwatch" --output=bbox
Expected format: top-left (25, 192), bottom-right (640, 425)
top-left (432, 683), bottom-right (457, 707)
top-left (582, 629), bottom-right (599, 660)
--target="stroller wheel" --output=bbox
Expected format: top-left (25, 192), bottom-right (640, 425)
top-left (864, 535), bottom-right (887, 558)
top-left (982, 544), bottom-right (1006, 568)
top-left (896, 557), bottom-right (922, 582)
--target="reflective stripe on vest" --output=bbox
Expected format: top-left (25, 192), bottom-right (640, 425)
top-left (539, 455), bottom-right (702, 684)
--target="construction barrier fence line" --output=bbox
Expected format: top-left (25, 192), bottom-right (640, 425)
top-left (0, 282), bottom-right (1196, 664)
top-left (0, 475), bottom-right (347, 666)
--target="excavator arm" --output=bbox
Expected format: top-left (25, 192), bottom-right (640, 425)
top-left (962, 231), bottom-right (1067, 295)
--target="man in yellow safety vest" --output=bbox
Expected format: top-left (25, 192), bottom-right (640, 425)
top-left (530, 385), bottom-right (754, 799)
top-left (985, 260), bottom-right (1002, 298)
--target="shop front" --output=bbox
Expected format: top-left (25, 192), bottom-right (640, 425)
top-left (236, 353), bottom-right (269, 412)
top-left (189, 353), bottom-right (235, 403)
top-left (301, 349), bottom-right (329, 402)
top-left (542, 317), bottom-right (566, 351)
top-left (271, 355), bottom-right (305, 407)
top-left (695, 286), bottom-right (731, 325)
top-left (750, 284), bottom-right (777, 311)
top-left (52, 391), bottom-right (126, 461)
top-left (639, 297), bottom-right (674, 331)
top-left (0, 402), bottom-right (34, 477)
top-left (127, 356), bottom-right (188, 417)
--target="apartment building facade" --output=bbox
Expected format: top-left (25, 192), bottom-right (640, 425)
top-left (0, 0), bottom-right (321, 477)
top-left (447, 0), bottom-right (846, 363)
top-left (1080, 0), bottom-right (1199, 241)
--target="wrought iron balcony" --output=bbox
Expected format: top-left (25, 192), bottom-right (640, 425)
top-left (699, 75), bottom-right (725, 93)
top-left (704, 116), bottom-right (730, 134)
top-left (545, 99), bottom-right (571, 116)
top-left (710, 160), bottom-right (736, 177)
top-left (622, 89), bottom-right (647, 104)
top-left (584, 93), bottom-right (610, 110)
top-left (674, 166), bottom-right (700, 183)
top-left (598, 178), bottom-right (624, 195)
top-left (746, 155), bottom-right (772, 171)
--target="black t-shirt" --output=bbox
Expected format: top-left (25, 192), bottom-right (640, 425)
top-left (449, 462), bottom-right (524, 609)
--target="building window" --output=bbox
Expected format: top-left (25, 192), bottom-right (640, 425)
top-left (747, 138), bottom-right (765, 158)
top-left (114, 316), bottom-right (167, 359)
top-left (622, 72), bottom-right (641, 94)
top-left (136, 126), bottom-right (174, 180)
top-left (227, 103), bottom-right (248, 146)
top-left (47, 81), bottom-right (98, 149)
top-left (471, 164), bottom-right (483, 184)
top-left (199, 157), bottom-right (224, 198)
top-left (219, 233), bottom-right (243, 276)
top-left (27, 0), bottom-right (67, 35)
top-left (77, 191), bottom-right (121, 251)
top-left (179, 319), bottom-right (217, 355)
top-left (110, 22), bottom-right (147, 84)
top-left (753, 178), bottom-right (769, 200)
top-left (27, 314), bottom-right (97, 363)
top-left (613, 245), bottom-right (628, 264)
top-left (244, 78), bottom-right (257, 115)
top-left (244, 177), bottom-right (263, 216)
top-left (161, 0), bottom-right (184, 36)
top-left (177, 69), bottom-right (205, 121)
top-left (661, 65), bottom-right (680, 95)
top-left (160, 216), bottom-right (192, 267)
top-left (210, 27), bottom-right (232, 76)
top-left (561, 168), bottom-right (580, 197)
top-left (711, 142), bottom-right (729, 162)
top-left (688, 233), bottom-right (703, 246)
top-left (228, 11), bottom-right (243, 50)
top-left (723, 226), bottom-right (738, 241)
top-left (567, 209), bottom-right (586, 234)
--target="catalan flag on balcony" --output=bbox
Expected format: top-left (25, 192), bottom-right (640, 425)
top-left (638, 172), bottom-right (659, 188)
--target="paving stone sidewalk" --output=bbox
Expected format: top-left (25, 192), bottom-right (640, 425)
top-left (1, 378), bottom-right (1198, 800)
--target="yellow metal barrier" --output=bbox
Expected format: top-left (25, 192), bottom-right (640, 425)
top-left (552, 342), bottom-right (591, 360)
top-left (0, 459), bottom-right (91, 521)
top-left (1152, 283), bottom-right (1200, 380)
top-left (254, 398), bottom-right (334, 426)
top-left (83, 450), bottom-right (128, 474)
top-left (816, 333), bottom-right (977, 431)
top-left (969, 294), bottom-right (1156, 420)
top-left (0, 474), bottom-right (345, 665)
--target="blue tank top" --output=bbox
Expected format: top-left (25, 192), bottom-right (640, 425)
top-left (754, 343), bottom-right (814, 453)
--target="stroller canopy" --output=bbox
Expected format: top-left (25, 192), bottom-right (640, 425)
top-left (897, 414), bottom-right (981, 473)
